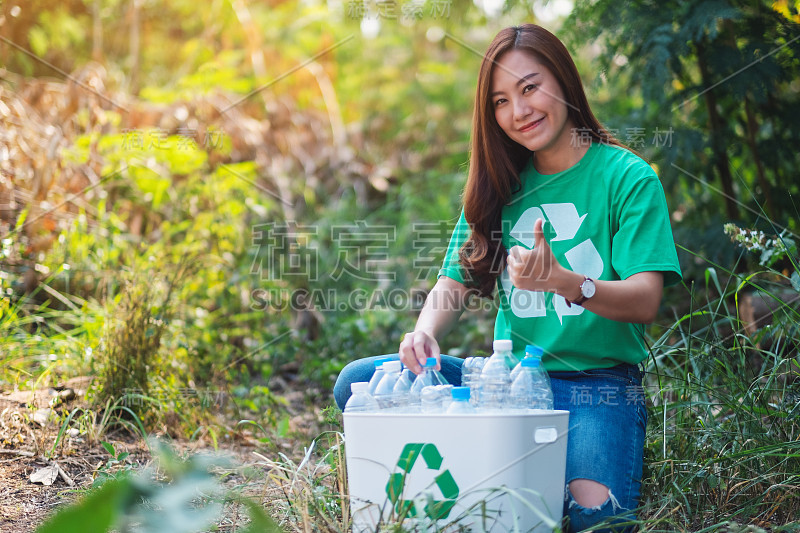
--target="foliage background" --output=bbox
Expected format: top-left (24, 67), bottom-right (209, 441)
top-left (1, 0), bottom-right (799, 529)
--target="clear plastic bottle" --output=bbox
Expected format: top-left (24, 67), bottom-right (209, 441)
top-left (374, 360), bottom-right (402, 410)
top-left (477, 339), bottom-right (514, 412)
top-left (438, 384), bottom-right (454, 412)
top-left (505, 343), bottom-right (522, 371)
top-left (461, 357), bottom-right (485, 407)
top-left (523, 344), bottom-right (551, 393)
top-left (473, 357), bottom-right (486, 406)
top-left (421, 386), bottom-right (443, 414)
top-left (511, 344), bottom-right (544, 382)
top-left (408, 357), bottom-right (447, 411)
top-left (447, 386), bottom-right (476, 414)
top-left (368, 356), bottom-right (395, 395)
top-left (344, 382), bottom-right (379, 413)
top-left (392, 368), bottom-right (415, 412)
top-left (461, 356), bottom-right (474, 384)
top-left (509, 356), bottom-right (554, 411)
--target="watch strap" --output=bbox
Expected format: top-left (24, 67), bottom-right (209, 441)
top-left (566, 276), bottom-right (592, 308)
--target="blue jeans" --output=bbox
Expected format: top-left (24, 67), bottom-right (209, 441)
top-left (333, 355), bottom-right (646, 532)
top-left (550, 363), bottom-right (646, 532)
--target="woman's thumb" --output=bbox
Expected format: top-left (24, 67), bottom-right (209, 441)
top-left (534, 218), bottom-right (548, 249)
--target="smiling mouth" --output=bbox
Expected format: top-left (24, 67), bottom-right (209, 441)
top-left (519, 118), bottom-right (544, 132)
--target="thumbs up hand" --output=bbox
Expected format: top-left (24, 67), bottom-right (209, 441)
top-left (507, 218), bottom-right (565, 292)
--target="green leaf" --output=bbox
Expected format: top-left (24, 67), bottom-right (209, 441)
top-left (276, 415), bottom-right (290, 438)
top-left (14, 208), bottom-right (29, 231)
top-left (101, 441), bottom-right (115, 456)
top-left (28, 27), bottom-right (49, 56)
top-left (36, 477), bottom-right (132, 533)
top-left (791, 271), bottom-right (800, 293)
top-left (759, 246), bottom-right (777, 268)
top-left (236, 497), bottom-right (284, 533)
top-left (130, 166), bottom-right (171, 209)
top-left (704, 267), bottom-right (722, 295)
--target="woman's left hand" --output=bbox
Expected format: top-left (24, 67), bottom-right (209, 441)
top-left (506, 218), bottom-right (567, 293)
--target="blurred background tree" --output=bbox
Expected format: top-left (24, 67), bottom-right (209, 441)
top-left (564, 0), bottom-right (800, 279)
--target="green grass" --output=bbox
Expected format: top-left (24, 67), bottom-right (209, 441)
top-left (638, 266), bottom-right (800, 530)
top-left (6, 251), bottom-right (800, 531)
top-left (0, 280), bottom-right (102, 391)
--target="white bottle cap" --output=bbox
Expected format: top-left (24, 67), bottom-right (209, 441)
top-left (351, 382), bottom-right (370, 394)
top-left (493, 339), bottom-right (513, 352)
top-left (383, 360), bottom-right (401, 373)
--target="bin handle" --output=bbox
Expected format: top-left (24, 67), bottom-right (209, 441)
top-left (533, 427), bottom-right (558, 444)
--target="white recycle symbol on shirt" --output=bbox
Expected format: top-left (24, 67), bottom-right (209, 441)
top-left (500, 203), bottom-right (604, 324)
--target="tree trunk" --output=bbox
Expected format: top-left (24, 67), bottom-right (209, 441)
top-left (695, 38), bottom-right (739, 221)
top-left (743, 97), bottom-right (775, 221)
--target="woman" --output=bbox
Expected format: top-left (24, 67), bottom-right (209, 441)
top-left (334, 24), bottom-right (681, 531)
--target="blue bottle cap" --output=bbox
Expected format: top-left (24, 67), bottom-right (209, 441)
top-left (452, 386), bottom-right (470, 400)
top-left (425, 357), bottom-right (437, 367)
top-left (525, 345), bottom-right (544, 357)
top-left (521, 357), bottom-right (541, 368)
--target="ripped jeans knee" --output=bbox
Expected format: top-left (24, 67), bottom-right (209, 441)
top-left (563, 485), bottom-right (637, 533)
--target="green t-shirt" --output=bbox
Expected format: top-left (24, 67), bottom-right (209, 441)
top-left (438, 142), bottom-right (682, 371)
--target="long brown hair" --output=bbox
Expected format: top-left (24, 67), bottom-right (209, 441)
top-left (460, 24), bottom-right (627, 298)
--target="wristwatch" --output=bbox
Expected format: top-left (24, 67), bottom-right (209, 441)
top-left (566, 276), bottom-right (596, 307)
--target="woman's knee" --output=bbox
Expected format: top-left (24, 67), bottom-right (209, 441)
top-left (564, 479), bottom-right (637, 533)
top-left (332, 355), bottom-right (398, 410)
top-left (569, 478), bottom-right (610, 508)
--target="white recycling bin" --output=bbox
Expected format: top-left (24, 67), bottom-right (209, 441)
top-left (343, 410), bottom-right (569, 532)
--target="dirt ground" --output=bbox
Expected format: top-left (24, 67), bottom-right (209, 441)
top-left (0, 376), bottom-right (335, 533)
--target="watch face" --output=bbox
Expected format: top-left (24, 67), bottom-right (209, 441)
top-left (581, 278), bottom-right (596, 298)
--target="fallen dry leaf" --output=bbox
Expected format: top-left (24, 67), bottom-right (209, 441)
top-left (30, 463), bottom-right (59, 486)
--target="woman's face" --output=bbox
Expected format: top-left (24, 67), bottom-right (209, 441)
top-left (490, 49), bottom-right (573, 155)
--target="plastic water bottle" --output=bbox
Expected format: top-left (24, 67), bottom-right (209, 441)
top-left (368, 356), bottom-right (395, 395)
top-left (505, 343), bottom-right (522, 372)
top-left (461, 357), bottom-right (485, 406)
top-left (478, 339), bottom-right (514, 412)
top-left (374, 360), bottom-right (402, 410)
top-left (509, 356), bottom-right (554, 411)
top-left (511, 344), bottom-right (544, 382)
top-left (392, 368), bottom-right (415, 412)
top-left (421, 386), bottom-right (443, 413)
top-left (447, 386), bottom-right (475, 414)
top-left (461, 356), bottom-right (474, 384)
top-left (438, 384), bottom-right (454, 412)
top-left (344, 382), bottom-right (379, 413)
top-left (409, 357), bottom-right (447, 411)
top-left (522, 344), bottom-right (551, 395)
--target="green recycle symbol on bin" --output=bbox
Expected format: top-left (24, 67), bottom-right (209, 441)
top-left (501, 203), bottom-right (604, 324)
top-left (385, 443), bottom-right (459, 519)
